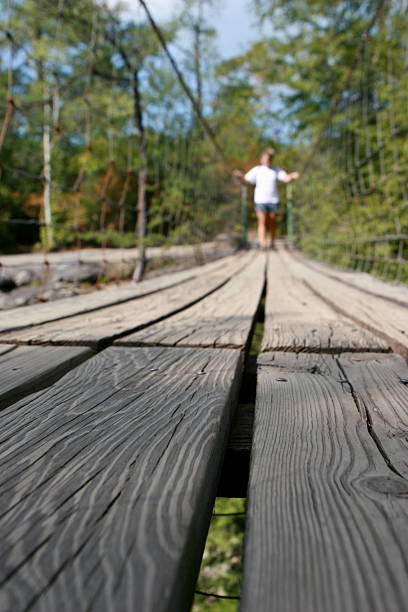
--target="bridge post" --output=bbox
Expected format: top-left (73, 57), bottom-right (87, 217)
top-left (241, 184), bottom-right (248, 246)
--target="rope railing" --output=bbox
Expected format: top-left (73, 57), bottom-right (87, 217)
top-left (293, 0), bottom-right (407, 281)
top-left (310, 234), bottom-right (408, 281)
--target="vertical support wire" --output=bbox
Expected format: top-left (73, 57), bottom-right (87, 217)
top-left (0, 0), bottom-right (15, 151)
top-left (6, 0), bottom-right (13, 98)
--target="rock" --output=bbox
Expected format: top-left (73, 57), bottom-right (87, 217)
top-left (104, 261), bottom-right (134, 281)
top-left (38, 290), bottom-right (54, 302)
top-left (13, 269), bottom-right (33, 287)
top-left (0, 294), bottom-right (14, 309)
top-left (50, 262), bottom-right (100, 284)
top-left (57, 288), bottom-right (75, 298)
top-left (14, 295), bottom-right (32, 307)
top-left (0, 275), bottom-right (16, 292)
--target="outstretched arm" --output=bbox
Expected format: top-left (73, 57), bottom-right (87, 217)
top-left (232, 169), bottom-right (253, 186)
top-left (279, 171), bottom-right (300, 184)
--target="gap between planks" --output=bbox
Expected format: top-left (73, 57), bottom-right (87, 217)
top-left (0, 252), bottom-right (255, 349)
top-left (277, 246), bottom-right (407, 359)
top-left (0, 345), bottom-right (94, 411)
top-left (0, 254), bottom-right (245, 334)
top-left (289, 247), bottom-right (408, 309)
top-left (115, 252), bottom-right (267, 351)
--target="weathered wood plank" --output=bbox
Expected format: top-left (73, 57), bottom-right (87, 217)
top-left (279, 248), bottom-right (408, 359)
top-left (262, 251), bottom-right (388, 353)
top-left (0, 254), bottom-right (251, 347)
top-left (116, 252), bottom-right (266, 349)
top-left (338, 352), bottom-right (408, 479)
top-left (0, 255), bottom-right (239, 333)
top-left (0, 344), bottom-right (93, 409)
top-left (294, 249), bottom-right (408, 308)
top-left (241, 351), bottom-right (408, 612)
top-left (0, 346), bottom-right (242, 612)
top-left (0, 344), bottom-right (16, 357)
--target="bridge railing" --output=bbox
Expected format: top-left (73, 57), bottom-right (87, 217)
top-left (310, 234), bottom-right (408, 282)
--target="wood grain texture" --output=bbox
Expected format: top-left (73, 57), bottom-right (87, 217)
top-left (0, 344), bottom-right (16, 357)
top-left (0, 254), bottom-right (251, 348)
top-left (262, 251), bottom-right (388, 353)
top-left (279, 248), bottom-right (408, 359)
top-left (0, 346), bottom-right (242, 612)
top-left (295, 249), bottom-right (408, 308)
top-left (338, 352), bottom-right (408, 479)
top-left (0, 344), bottom-right (93, 409)
top-left (0, 255), bottom-right (239, 333)
top-left (241, 351), bottom-right (408, 612)
top-left (116, 252), bottom-right (266, 349)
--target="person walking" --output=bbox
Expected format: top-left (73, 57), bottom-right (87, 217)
top-left (233, 148), bottom-right (299, 249)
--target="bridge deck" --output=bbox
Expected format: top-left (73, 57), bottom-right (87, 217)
top-left (0, 255), bottom-right (235, 333)
top-left (0, 254), bottom-right (249, 348)
top-left (0, 246), bottom-right (407, 611)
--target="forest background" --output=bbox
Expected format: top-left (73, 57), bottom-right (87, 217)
top-left (0, 0), bottom-right (407, 267)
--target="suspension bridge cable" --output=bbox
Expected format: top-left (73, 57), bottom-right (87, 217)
top-left (1, 0), bottom-right (242, 249)
top-left (300, 0), bottom-right (387, 174)
top-left (294, 0), bottom-right (407, 278)
top-left (137, 0), bottom-right (232, 170)
top-left (195, 589), bottom-right (240, 600)
top-left (0, 0), bottom-right (15, 150)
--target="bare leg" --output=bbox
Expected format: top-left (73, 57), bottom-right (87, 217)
top-left (265, 214), bottom-right (271, 242)
top-left (268, 212), bottom-right (277, 246)
top-left (256, 210), bottom-right (267, 248)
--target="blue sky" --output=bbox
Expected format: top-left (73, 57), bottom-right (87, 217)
top-left (111, 0), bottom-right (258, 59)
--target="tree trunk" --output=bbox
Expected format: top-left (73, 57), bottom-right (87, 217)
top-left (132, 68), bottom-right (148, 282)
top-left (42, 83), bottom-right (54, 250)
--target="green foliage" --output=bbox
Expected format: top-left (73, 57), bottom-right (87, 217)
top-left (52, 228), bottom-right (137, 249)
top-left (1, 0), bottom-right (406, 267)
top-left (237, 0), bottom-right (407, 268)
top-left (0, 0), bottom-right (245, 254)
top-left (193, 498), bottom-right (245, 611)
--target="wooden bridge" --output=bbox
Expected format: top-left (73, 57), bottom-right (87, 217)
top-left (0, 244), bottom-right (407, 611)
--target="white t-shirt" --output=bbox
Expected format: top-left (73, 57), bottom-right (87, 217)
top-left (244, 165), bottom-right (288, 204)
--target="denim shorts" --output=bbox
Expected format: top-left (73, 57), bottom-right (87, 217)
top-left (255, 202), bottom-right (280, 213)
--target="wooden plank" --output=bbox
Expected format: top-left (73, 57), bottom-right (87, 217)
top-left (241, 351), bottom-right (408, 612)
top-left (280, 248), bottom-right (408, 359)
top-left (0, 345), bottom-right (93, 409)
top-left (295, 250), bottom-right (408, 308)
top-left (0, 255), bottom-right (239, 333)
top-left (262, 251), bottom-right (388, 353)
top-left (0, 346), bottom-right (242, 612)
top-left (0, 254), bottom-right (251, 348)
top-left (0, 345), bottom-right (16, 357)
top-left (116, 252), bottom-right (266, 349)
top-left (338, 352), bottom-right (408, 479)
